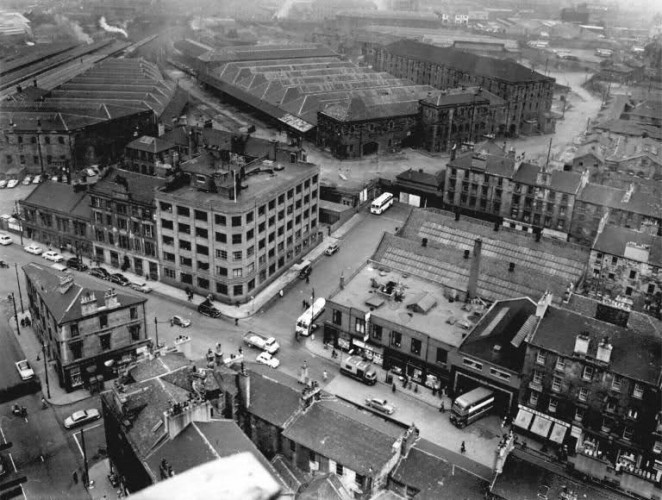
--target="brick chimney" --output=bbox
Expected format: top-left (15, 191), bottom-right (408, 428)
top-left (104, 289), bottom-right (120, 309)
top-left (467, 238), bottom-right (482, 299)
top-left (596, 337), bottom-right (612, 364)
top-left (535, 291), bottom-right (552, 318)
top-left (80, 291), bottom-right (97, 316)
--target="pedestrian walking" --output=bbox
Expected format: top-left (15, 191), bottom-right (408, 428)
top-left (234, 318), bottom-right (238, 326)
top-left (238, 346), bottom-right (243, 356)
top-left (72, 471), bottom-right (78, 484)
top-left (460, 441), bottom-right (466, 454)
top-left (279, 289), bottom-right (284, 298)
top-left (305, 276), bottom-right (310, 284)
top-left (302, 299), bottom-right (306, 309)
top-left (439, 402), bottom-right (445, 413)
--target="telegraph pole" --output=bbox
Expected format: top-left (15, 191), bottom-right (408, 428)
top-left (10, 293), bottom-right (20, 336)
top-left (81, 427), bottom-right (92, 489)
top-left (43, 342), bottom-right (51, 399)
top-left (14, 263), bottom-right (24, 313)
top-left (154, 316), bottom-right (159, 350)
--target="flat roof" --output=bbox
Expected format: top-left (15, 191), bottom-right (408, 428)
top-left (156, 156), bottom-right (319, 213)
top-left (330, 261), bottom-right (472, 348)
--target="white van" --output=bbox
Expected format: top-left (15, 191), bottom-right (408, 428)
top-left (296, 298), bottom-right (326, 336)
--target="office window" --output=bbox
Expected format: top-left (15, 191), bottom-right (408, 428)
top-left (197, 277), bottom-right (209, 289)
top-left (216, 250), bottom-right (227, 260)
top-left (233, 268), bottom-right (242, 278)
top-left (233, 251), bottom-right (242, 261)
top-left (179, 240), bottom-right (191, 251)
top-left (216, 266), bottom-right (227, 277)
top-left (178, 223), bottom-right (190, 234)
top-left (180, 257), bottom-right (192, 267)
top-left (177, 206), bottom-right (190, 217)
top-left (161, 219), bottom-right (173, 230)
top-left (215, 214), bottom-right (226, 226)
top-left (233, 284), bottom-right (242, 296)
top-left (232, 216), bottom-right (241, 227)
top-left (194, 210), bottom-right (207, 222)
top-left (391, 331), bottom-right (401, 348)
top-left (195, 227), bottom-right (208, 238)
top-left (355, 318), bottom-right (365, 334)
top-left (215, 232), bottom-right (227, 243)
top-left (411, 338), bottom-right (421, 355)
top-left (99, 314), bottom-right (108, 329)
top-left (232, 234), bottom-right (242, 244)
top-left (196, 244), bottom-right (209, 256)
top-left (246, 212), bottom-right (254, 223)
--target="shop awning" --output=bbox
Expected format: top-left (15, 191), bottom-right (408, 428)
top-left (549, 422), bottom-right (568, 443)
top-left (514, 407), bottom-right (534, 430)
top-left (530, 415), bottom-right (553, 438)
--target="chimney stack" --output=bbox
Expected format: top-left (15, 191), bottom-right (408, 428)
top-left (80, 291), bottom-right (97, 316)
top-left (467, 238), bottom-right (482, 299)
top-left (104, 288), bottom-right (120, 309)
top-left (535, 291), bottom-right (552, 318)
top-left (596, 337), bottom-right (612, 364)
top-left (574, 334), bottom-right (589, 356)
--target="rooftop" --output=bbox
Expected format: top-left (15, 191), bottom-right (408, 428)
top-left (421, 86), bottom-right (505, 108)
top-left (531, 306), bottom-right (662, 385)
top-left (578, 183), bottom-right (662, 218)
top-left (199, 43), bottom-right (337, 64)
top-left (244, 367), bottom-right (304, 428)
top-left (459, 297), bottom-right (537, 372)
top-left (127, 135), bottom-right (177, 154)
top-left (379, 209), bottom-right (588, 304)
top-left (22, 263), bottom-right (145, 325)
top-left (282, 398), bottom-right (406, 476)
top-left (383, 39), bottom-right (553, 84)
top-left (156, 154), bottom-right (319, 213)
top-left (593, 225), bottom-right (662, 267)
top-left (448, 150), bottom-right (515, 178)
top-left (90, 167), bottom-right (168, 205)
top-left (330, 259), bottom-right (473, 348)
top-left (21, 181), bottom-right (90, 219)
top-left (390, 442), bottom-right (486, 499)
top-left (512, 163), bottom-right (585, 194)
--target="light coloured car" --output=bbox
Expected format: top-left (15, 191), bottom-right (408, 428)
top-left (43, 251), bottom-right (65, 262)
top-left (365, 397), bottom-right (395, 415)
top-left (24, 244), bottom-right (43, 255)
top-left (7, 179), bottom-right (18, 188)
top-left (324, 243), bottom-right (340, 256)
top-left (0, 180), bottom-right (6, 188)
top-left (130, 282), bottom-right (152, 293)
top-left (22, 175), bottom-right (32, 185)
top-left (64, 409), bottom-right (100, 429)
top-left (256, 352), bottom-right (280, 368)
top-left (15, 360), bottom-right (34, 381)
top-left (0, 233), bottom-right (12, 245)
top-left (172, 315), bottom-right (191, 327)
top-left (32, 175), bottom-right (42, 184)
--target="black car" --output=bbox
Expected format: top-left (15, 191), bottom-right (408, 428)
top-left (110, 273), bottom-right (130, 286)
top-left (198, 300), bottom-right (221, 318)
top-left (66, 257), bottom-right (89, 272)
top-left (89, 267), bottom-right (111, 280)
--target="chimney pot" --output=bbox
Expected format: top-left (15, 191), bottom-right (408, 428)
top-left (509, 262), bottom-right (515, 272)
top-left (464, 249), bottom-right (470, 259)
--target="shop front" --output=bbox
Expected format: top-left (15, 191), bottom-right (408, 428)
top-left (349, 338), bottom-right (384, 366)
top-left (383, 348), bottom-right (447, 389)
top-left (513, 404), bottom-right (571, 447)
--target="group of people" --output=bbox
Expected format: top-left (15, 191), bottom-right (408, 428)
top-left (19, 316), bottom-right (32, 327)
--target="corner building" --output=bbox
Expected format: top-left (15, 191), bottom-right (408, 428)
top-left (155, 153), bottom-right (320, 304)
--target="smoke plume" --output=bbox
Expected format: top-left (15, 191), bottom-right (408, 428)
top-left (54, 14), bottom-right (93, 44)
top-left (99, 17), bottom-right (128, 38)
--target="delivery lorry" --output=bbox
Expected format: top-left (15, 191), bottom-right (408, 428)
top-left (340, 356), bottom-right (377, 385)
top-left (243, 331), bottom-right (280, 354)
top-left (296, 298), bottom-right (326, 337)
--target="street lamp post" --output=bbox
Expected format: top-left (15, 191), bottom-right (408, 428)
top-left (154, 316), bottom-right (160, 350)
top-left (43, 342), bottom-right (51, 399)
top-left (14, 263), bottom-right (24, 313)
top-left (9, 293), bottom-right (20, 336)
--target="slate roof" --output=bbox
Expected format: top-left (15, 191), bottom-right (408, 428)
top-left (22, 263), bottom-right (145, 325)
top-left (282, 398), bottom-right (405, 476)
top-left (143, 420), bottom-right (290, 494)
top-left (395, 168), bottom-right (444, 187)
top-left (593, 225), bottom-right (662, 267)
top-left (577, 183), bottom-right (662, 218)
top-left (21, 181), bottom-right (89, 216)
top-left (377, 209), bottom-right (588, 304)
top-left (491, 453), bottom-right (633, 500)
top-left (126, 135), bottom-right (176, 154)
top-left (129, 353), bottom-right (192, 383)
top-left (448, 151), bottom-right (515, 177)
top-left (512, 163), bottom-right (584, 193)
top-left (298, 474), bottom-right (354, 500)
top-left (530, 306), bottom-right (662, 385)
top-left (459, 297), bottom-right (537, 372)
top-left (421, 86), bottom-right (505, 107)
top-left (90, 167), bottom-right (167, 205)
top-left (593, 119), bottom-right (662, 141)
top-left (384, 39), bottom-right (552, 83)
top-left (245, 367), bottom-right (303, 428)
top-left (390, 443), bottom-right (486, 499)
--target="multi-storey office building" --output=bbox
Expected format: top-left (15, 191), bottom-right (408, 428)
top-left (88, 168), bottom-right (167, 279)
top-left (154, 152), bottom-right (320, 303)
top-left (372, 39), bottom-right (556, 136)
top-left (23, 263), bottom-right (149, 391)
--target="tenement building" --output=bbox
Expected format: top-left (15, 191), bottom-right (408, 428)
top-left (23, 263), bottom-right (149, 391)
top-left (372, 39), bottom-right (556, 136)
top-left (515, 299), bottom-right (662, 499)
top-left (154, 151), bottom-right (320, 303)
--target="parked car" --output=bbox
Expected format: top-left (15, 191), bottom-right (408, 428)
top-left (364, 397), bottom-right (395, 415)
top-left (6, 179), bottom-right (18, 189)
top-left (43, 251), bottom-right (65, 262)
top-left (63, 409), bottom-right (100, 429)
top-left (256, 352), bottom-right (280, 368)
top-left (0, 233), bottom-right (12, 245)
top-left (171, 315), bottom-right (191, 327)
top-left (324, 243), bottom-right (340, 256)
top-left (32, 175), bottom-right (42, 184)
top-left (89, 267), bottom-right (111, 280)
top-left (24, 244), bottom-right (43, 255)
top-left (110, 273), bottom-right (130, 286)
top-left (66, 257), bottom-right (88, 271)
top-left (15, 360), bottom-right (34, 381)
top-left (0, 180), bottom-right (6, 189)
top-left (198, 300), bottom-right (221, 318)
top-left (130, 282), bottom-right (152, 293)
top-left (22, 175), bottom-right (32, 185)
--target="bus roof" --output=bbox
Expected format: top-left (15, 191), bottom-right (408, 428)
top-left (372, 192), bottom-right (393, 204)
top-left (455, 387), bottom-right (494, 407)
